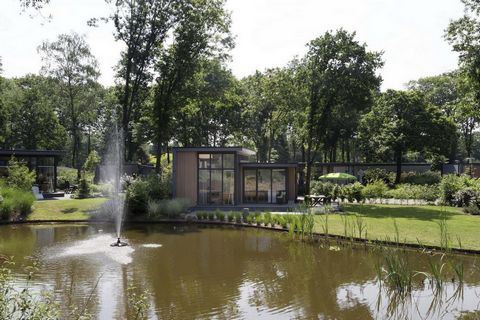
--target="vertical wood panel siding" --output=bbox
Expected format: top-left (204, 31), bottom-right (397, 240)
top-left (288, 167), bottom-right (296, 201)
top-left (175, 152), bottom-right (198, 205)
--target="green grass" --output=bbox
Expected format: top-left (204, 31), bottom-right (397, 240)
top-left (313, 204), bottom-right (480, 250)
top-left (29, 198), bottom-right (108, 221)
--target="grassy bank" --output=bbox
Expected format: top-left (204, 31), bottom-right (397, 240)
top-left (29, 198), bottom-right (108, 220)
top-left (314, 204), bottom-right (480, 251)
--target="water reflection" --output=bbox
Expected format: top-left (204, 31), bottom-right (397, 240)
top-left (0, 224), bottom-right (479, 319)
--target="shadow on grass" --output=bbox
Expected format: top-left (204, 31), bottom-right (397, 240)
top-left (61, 208), bottom-right (78, 214)
top-left (343, 204), bottom-right (459, 221)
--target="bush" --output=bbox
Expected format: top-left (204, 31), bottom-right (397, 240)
top-left (343, 182), bottom-right (364, 203)
top-left (0, 198), bottom-right (13, 220)
top-left (363, 168), bottom-right (395, 184)
top-left (76, 178), bottom-right (91, 199)
top-left (454, 188), bottom-right (478, 207)
top-left (0, 187), bottom-right (35, 219)
top-left (216, 211), bottom-right (225, 221)
top-left (310, 180), bottom-right (334, 195)
top-left (463, 204), bottom-right (480, 215)
top-left (126, 174), bottom-right (171, 216)
top-left (385, 184), bottom-right (440, 202)
top-left (147, 198), bottom-right (191, 219)
top-left (5, 157), bottom-right (36, 191)
top-left (362, 180), bottom-right (389, 199)
top-left (439, 175), bottom-right (470, 206)
top-left (400, 171), bottom-right (441, 185)
top-left (57, 166), bottom-right (78, 189)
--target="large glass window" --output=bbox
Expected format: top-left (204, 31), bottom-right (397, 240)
top-left (244, 169), bottom-right (257, 203)
top-left (198, 153), bottom-right (236, 205)
top-left (243, 168), bottom-right (287, 204)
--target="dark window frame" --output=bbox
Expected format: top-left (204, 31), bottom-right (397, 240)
top-left (197, 152), bottom-right (236, 206)
top-left (242, 167), bottom-right (287, 204)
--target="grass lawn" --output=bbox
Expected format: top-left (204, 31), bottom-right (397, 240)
top-left (313, 204), bottom-right (480, 251)
top-left (29, 198), bottom-right (108, 221)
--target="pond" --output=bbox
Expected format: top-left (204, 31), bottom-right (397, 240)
top-left (0, 223), bottom-right (479, 319)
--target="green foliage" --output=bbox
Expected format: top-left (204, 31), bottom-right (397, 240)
top-left (439, 175), bottom-right (471, 206)
top-left (5, 157), bottom-right (36, 191)
top-left (362, 180), bottom-right (389, 199)
top-left (83, 151), bottom-right (100, 173)
top-left (343, 182), bottom-right (364, 203)
top-left (463, 203), bottom-right (480, 215)
top-left (147, 198), bottom-right (190, 219)
top-left (126, 174), bottom-right (171, 216)
top-left (0, 187), bottom-right (35, 220)
top-left (363, 168), bottom-right (395, 184)
top-left (57, 166), bottom-right (78, 189)
top-left (0, 198), bottom-right (13, 220)
top-left (0, 259), bottom-right (60, 319)
top-left (359, 90), bottom-right (456, 183)
top-left (385, 184), bottom-right (440, 202)
top-left (400, 171), bottom-right (441, 185)
top-left (76, 178), bottom-right (91, 199)
top-left (216, 210), bottom-right (225, 221)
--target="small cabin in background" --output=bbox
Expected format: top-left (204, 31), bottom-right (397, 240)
top-left (172, 147), bottom-right (299, 209)
top-left (0, 149), bottom-right (63, 191)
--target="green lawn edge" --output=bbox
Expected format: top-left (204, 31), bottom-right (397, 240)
top-left (29, 198), bottom-right (108, 221)
top-left (26, 199), bottom-right (480, 251)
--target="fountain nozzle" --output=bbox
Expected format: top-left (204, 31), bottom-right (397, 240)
top-left (111, 237), bottom-right (128, 247)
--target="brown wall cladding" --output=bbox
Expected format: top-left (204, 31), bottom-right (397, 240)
top-left (288, 167), bottom-right (296, 201)
top-left (175, 152), bottom-right (198, 205)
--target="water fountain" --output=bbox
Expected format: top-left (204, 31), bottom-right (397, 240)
top-left (104, 123), bottom-right (128, 247)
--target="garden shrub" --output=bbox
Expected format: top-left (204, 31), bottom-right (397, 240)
top-left (362, 180), bottom-right (389, 200)
top-left (147, 198), bottom-right (190, 219)
top-left (385, 184), bottom-right (440, 202)
top-left (0, 198), bottom-right (13, 220)
top-left (76, 178), bottom-right (91, 199)
top-left (463, 204), bottom-right (480, 215)
top-left (343, 182), bottom-right (364, 203)
top-left (126, 174), bottom-right (171, 216)
top-left (363, 168), bottom-right (395, 184)
top-left (310, 180), bottom-right (335, 195)
top-left (57, 166), bottom-right (78, 189)
top-left (5, 157), bottom-right (36, 191)
top-left (0, 188), bottom-right (35, 219)
top-left (439, 174), bottom-right (470, 206)
top-left (400, 171), bottom-right (441, 185)
top-left (454, 188), bottom-right (478, 207)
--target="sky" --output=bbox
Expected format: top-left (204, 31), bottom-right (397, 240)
top-left (0, 0), bottom-right (465, 90)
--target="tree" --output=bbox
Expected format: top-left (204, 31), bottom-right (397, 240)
top-left (108, 0), bottom-right (179, 161)
top-left (38, 32), bottom-right (100, 177)
top-left (359, 90), bottom-right (456, 183)
top-left (445, 0), bottom-right (480, 158)
top-left (299, 30), bottom-right (383, 194)
top-left (152, 0), bottom-right (232, 172)
top-left (241, 68), bottom-right (296, 162)
top-left (11, 75), bottom-right (66, 150)
top-left (175, 58), bottom-right (241, 147)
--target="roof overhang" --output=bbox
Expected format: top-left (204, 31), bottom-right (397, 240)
top-left (240, 162), bottom-right (299, 168)
top-left (172, 147), bottom-right (256, 157)
top-left (0, 149), bottom-right (64, 157)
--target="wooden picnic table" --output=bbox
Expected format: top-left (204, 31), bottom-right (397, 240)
top-left (304, 194), bottom-right (326, 207)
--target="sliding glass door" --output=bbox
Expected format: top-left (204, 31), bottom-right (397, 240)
top-left (243, 168), bottom-right (287, 204)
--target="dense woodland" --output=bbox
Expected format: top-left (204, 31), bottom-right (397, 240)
top-left (1, 0), bottom-right (480, 190)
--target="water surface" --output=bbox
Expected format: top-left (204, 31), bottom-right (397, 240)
top-left (0, 223), bottom-right (479, 319)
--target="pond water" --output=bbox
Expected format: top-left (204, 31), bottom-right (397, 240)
top-left (0, 223), bottom-right (479, 319)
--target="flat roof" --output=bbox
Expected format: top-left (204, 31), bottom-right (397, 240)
top-left (0, 149), bottom-right (64, 157)
top-left (172, 147), bottom-right (256, 156)
top-left (240, 162), bottom-right (299, 168)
